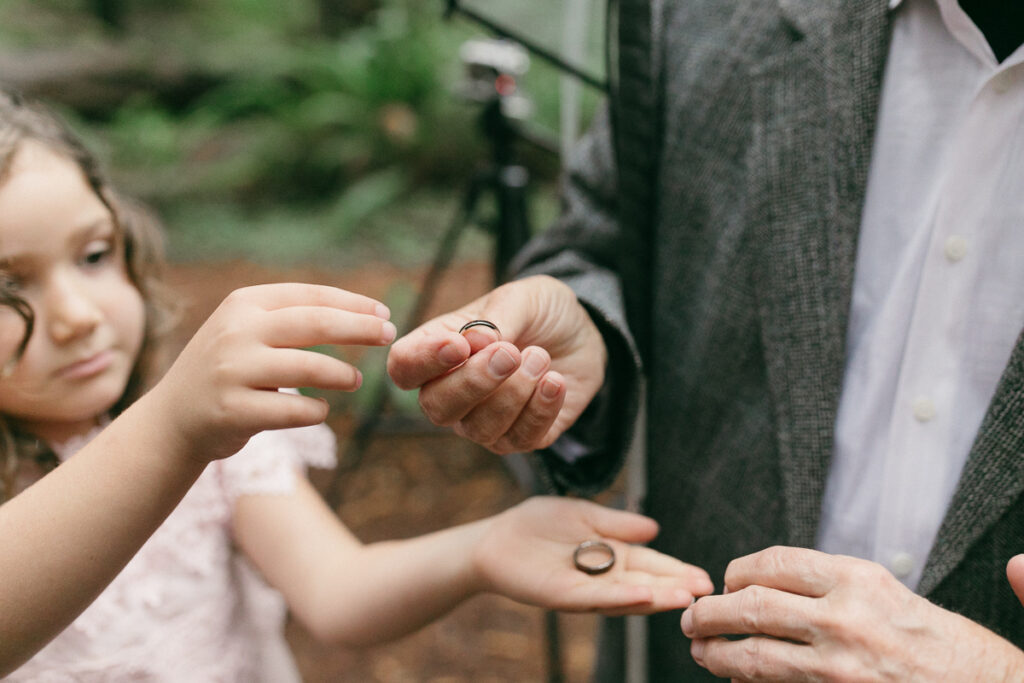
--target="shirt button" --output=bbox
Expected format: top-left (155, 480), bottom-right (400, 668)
top-left (891, 552), bottom-right (915, 578)
top-left (912, 396), bottom-right (936, 422)
top-left (944, 235), bottom-right (968, 262)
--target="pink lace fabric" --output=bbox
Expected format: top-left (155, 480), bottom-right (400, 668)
top-left (9, 423), bottom-right (336, 682)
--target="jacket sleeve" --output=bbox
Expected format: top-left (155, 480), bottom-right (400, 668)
top-left (510, 105), bottom-right (646, 496)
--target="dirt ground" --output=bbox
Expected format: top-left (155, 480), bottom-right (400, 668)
top-left (165, 259), bottom-right (603, 683)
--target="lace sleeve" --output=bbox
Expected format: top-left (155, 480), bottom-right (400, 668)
top-left (217, 423), bottom-right (337, 501)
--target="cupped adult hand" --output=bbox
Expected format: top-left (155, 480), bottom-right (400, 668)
top-left (681, 546), bottom-right (1024, 681)
top-left (387, 275), bottom-right (607, 454)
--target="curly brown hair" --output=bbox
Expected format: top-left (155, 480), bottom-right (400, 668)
top-left (0, 90), bottom-right (178, 501)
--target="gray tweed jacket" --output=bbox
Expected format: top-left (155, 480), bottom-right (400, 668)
top-left (515, 0), bottom-right (1024, 679)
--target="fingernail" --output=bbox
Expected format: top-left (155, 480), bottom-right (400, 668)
top-left (522, 349), bottom-right (547, 378)
top-left (375, 303), bottom-right (391, 320)
top-left (381, 322), bottom-right (397, 343)
top-left (691, 638), bottom-right (705, 662)
top-left (488, 348), bottom-right (517, 378)
top-left (354, 369), bottom-right (363, 389)
top-left (681, 608), bottom-right (694, 637)
top-left (439, 342), bottom-right (463, 366)
top-left (540, 376), bottom-right (561, 399)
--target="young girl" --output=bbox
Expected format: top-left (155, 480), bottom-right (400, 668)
top-left (0, 91), bottom-right (713, 680)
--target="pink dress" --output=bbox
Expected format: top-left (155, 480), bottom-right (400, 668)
top-left (9, 423), bottom-right (336, 683)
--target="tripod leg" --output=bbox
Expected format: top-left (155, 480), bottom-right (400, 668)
top-left (325, 173), bottom-right (490, 508)
top-left (493, 164), bottom-right (532, 284)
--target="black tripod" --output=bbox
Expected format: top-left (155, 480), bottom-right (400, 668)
top-left (327, 65), bottom-right (540, 489)
top-left (325, 56), bottom-right (566, 683)
top-left (327, 5), bottom-right (608, 681)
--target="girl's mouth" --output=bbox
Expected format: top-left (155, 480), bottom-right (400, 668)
top-left (58, 350), bottom-right (113, 380)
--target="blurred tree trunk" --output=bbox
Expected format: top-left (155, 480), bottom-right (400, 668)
top-left (0, 46), bottom-right (220, 115)
top-left (317, 0), bottom-right (379, 37)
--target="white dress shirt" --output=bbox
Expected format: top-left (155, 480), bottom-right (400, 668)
top-left (817, 0), bottom-right (1024, 589)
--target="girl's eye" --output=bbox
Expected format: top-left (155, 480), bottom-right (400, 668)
top-left (80, 240), bottom-right (113, 267)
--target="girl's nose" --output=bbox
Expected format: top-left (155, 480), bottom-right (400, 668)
top-left (45, 272), bottom-right (101, 344)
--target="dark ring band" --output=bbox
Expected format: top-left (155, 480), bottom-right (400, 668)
top-left (458, 319), bottom-right (500, 337)
top-left (573, 540), bottom-right (616, 575)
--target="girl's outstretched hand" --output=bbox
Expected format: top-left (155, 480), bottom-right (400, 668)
top-left (471, 496), bottom-right (713, 615)
top-left (146, 283), bottom-right (395, 461)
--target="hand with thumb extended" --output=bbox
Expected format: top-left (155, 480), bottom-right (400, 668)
top-left (387, 275), bottom-right (607, 454)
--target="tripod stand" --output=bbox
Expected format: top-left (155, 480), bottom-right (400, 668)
top-left (327, 76), bottom-right (538, 486)
top-left (327, 5), bottom-right (608, 681)
top-left (325, 58), bottom-right (575, 682)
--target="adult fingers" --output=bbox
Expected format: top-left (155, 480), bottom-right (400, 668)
top-left (1007, 555), bottom-right (1024, 607)
top-left (416, 342), bottom-right (522, 426)
top-left (681, 586), bottom-right (817, 643)
top-left (724, 546), bottom-right (838, 598)
top-left (387, 326), bottom-right (472, 390)
top-left (454, 346), bottom-right (551, 447)
top-left (388, 276), bottom-right (564, 389)
top-left (489, 371), bottom-right (566, 453)
top-left (260, 306), bottom-right (397, 348)
top-left (690, 635), bottom-right (820, 683)
top-left (232, 282), bottom-right (390, 318)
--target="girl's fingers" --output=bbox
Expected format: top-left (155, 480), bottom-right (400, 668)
top-left (581, 504), bottom-right (661, 545)
top-left (260, 306), bottom-right (397, 348)
top-left (558, 580), bottom-right (654, 613)
top-left (248, 348), bottom-right (364, 392)
top-left (622, 548), bottom-right (714, 592)
top-left (235, 282), bottom-right (390, 318)
top-left (233, 389), bottom-right (332, 433)
top-left (416, 342), bottom-right (523, 426)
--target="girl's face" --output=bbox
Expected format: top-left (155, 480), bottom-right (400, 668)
top-left (0, 140), bottom-right (145, 444)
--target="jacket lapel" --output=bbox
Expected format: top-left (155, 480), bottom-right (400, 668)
top-left (919, 331), bottom-right (1024, 595)
top-left (748, 0), bottom-right (892, 547)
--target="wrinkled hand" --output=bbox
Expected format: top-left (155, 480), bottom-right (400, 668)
top-left (473, 497), bottom-right (713, 615)
top-left (149, 283), bottom-right (394, 461)
top-left (1009, 555), bottom-right (1024, 607)
top-left (387, 275), bottom-right (606, 454)
top-left (681, 546), bottom-right (1024, 681)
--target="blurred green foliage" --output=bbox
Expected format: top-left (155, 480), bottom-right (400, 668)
top-left (0, 0), bottom-right (603, 267)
